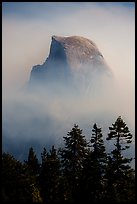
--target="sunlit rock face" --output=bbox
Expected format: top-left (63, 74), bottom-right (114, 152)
top-left (50, 35), bottom-right (104, 71)
top-left (29, 36), bottom-right (113, 93)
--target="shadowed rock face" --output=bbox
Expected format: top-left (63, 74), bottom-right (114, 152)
top-left (29, 35), bottom-right (113, 93)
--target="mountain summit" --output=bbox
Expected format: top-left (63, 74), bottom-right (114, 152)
top-left (29, 35), bottom-right (113, 93)
top-left (50, 35), bottom-right (103, 71)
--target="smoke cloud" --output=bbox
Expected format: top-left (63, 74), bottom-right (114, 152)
top-left (2, 3), bottom-right (135, 164)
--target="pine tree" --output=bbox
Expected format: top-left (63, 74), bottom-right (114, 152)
top-left (91, 123), bottom-right (107, 170)
top-left (25, 147), bottom-right (40, 175)
top-left (39, 146), bottom-right (61, 203)
top-left (59, 124), bottom-right (89, 202)
top-left (105, 116), bottom-right (135, 202)
top-left (80, 123), bottom-right (107, 202)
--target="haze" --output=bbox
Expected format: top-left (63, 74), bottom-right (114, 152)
top-left (2, 2), bottom-right (135, 161)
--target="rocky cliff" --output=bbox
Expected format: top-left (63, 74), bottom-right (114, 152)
top-left (29, 35), bottom-right (113, 93)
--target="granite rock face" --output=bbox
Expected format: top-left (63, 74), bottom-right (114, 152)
top-left (29, 36), bottom-right (113, 93)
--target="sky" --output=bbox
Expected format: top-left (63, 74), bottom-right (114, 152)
top-left (2, 2), bottom-right (135, 161)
